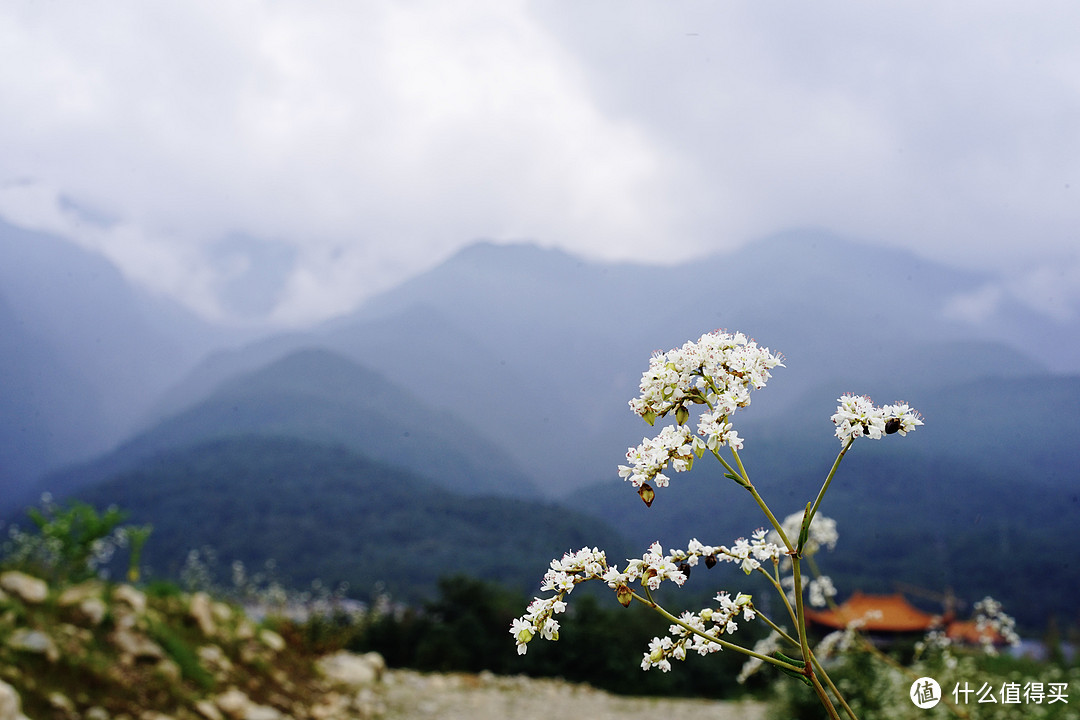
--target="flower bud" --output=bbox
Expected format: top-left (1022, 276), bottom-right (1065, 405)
top-left (638, 483), bottom-right (655, 507)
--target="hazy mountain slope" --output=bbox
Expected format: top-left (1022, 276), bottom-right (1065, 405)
top-left (0, 220), bottom-right (235, 503)
top-left (69, 435), bottom-right (630, 601)
top-left (0, 291), bottom-right (105, 487)
top-left (143, 232), bottom-right (1058, 500)
top-left (36, 348), bottom-right (541, 502)
top-left (319, 232), bottom-right (1050, 494)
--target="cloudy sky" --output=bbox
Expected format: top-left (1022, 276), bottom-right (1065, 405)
top-left (1, 1), bottom-right (1078, 325)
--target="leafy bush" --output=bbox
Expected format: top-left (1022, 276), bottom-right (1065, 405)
top-left (1, 496), bottom-right (151, 584)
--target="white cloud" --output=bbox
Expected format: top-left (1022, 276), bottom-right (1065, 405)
top-left (1, 1), bottom-right (1078, 324)
top-left (1005, 262), bottom-right (1080, 322)
top-left (0, 0), bottom-right (684, 323)
top-left (941, 283), bottom-right (1005, 326)
top-left (0, 180), bottom-right (223, 319)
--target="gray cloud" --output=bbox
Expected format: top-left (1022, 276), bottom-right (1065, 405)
top-left (0, 1), bottom-right (1077, 324)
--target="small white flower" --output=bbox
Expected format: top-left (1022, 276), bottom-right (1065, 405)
top-left (618, 425), bottom-right (696, 489)
top-left (769, 512), bottom-right (838, 557)
top-left (831, 394), bottom-right (923, 444)
top-left (808, 576), bottom-right (837, 608)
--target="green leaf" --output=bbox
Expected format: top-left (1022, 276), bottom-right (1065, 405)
top-left (773, 651), bottom-right (812, 687)
top-left (724, 472), bottom-right (750, 488)
top-left (797, 501), bottom-right (813, 553)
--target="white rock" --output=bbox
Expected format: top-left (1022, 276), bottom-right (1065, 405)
top-left (48, 691), bottom-right (75, 712)
top-left (198, 644), bottom-right (234, 675)
top-left (194, 699), bottom-right (225, 720)
top-left (85, 706), bottom-right (110, 720)
top-left (7, 628), bottom-right (59, 662)
top-left (0, 679), bottom-right (29, 720)
top-left (190, 592), bottom-right (217, 637)
top-left (215, 688), bottom-right (253, 719)
top-left (59, 582), bottom-right (108, 626)
top-left (110, 628), bottom-right (166, 661)
top-left (112, 584), bottom-right (147, 615)
top-left (58, 579), bottom-right (105, 605)
top-left (213, 688), bottom-right (282, 720)
top-left (258, 629), bottom-right (285, 653)
top-left (211, 600), bottom-right (233, 623)
top-left (242, 705), bottom-right (283, 720)
top-left (316, 651), bottom-right (385, 688)
top-left (77, 597), bottom-right (108, 626)
top-left (0, 571), bottom-right (48, 604)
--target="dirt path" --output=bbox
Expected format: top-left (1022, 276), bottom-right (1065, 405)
top-left (380, 669), bottom-right (770, 720)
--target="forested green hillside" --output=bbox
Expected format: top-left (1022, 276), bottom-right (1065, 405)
top-left (69, 436), bottom-right (630, 602)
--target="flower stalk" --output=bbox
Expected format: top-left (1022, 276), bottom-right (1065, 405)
top-left (512, 330), bottom-right (926, 718)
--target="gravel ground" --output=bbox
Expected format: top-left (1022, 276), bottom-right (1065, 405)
top-left (380, 669), bottom-right (771, 720)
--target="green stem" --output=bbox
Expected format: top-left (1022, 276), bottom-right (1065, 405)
top-left (805, 437), bottom-right (854, 532)
top-left (757, 582), bottom-right (855, 718)
top-left (810, 651), bottom-right (859, 720)
top-left (758, 562), bottom-right (800, 629)
top-left (752, 607), bottom-right (800, 649)
top-left (809, 672), bottom-right (844, 720)
top-left (791, 557), bottom-right (813, 671)
top-left (714, 446), bottom-right (794, 553)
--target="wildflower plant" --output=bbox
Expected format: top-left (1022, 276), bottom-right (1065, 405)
top-left (512, 330), bottom-right (925, 720)
top-left (1, 494), bottom-right (151, 583)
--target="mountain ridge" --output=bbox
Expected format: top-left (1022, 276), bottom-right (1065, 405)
top-left (31, 347), bottom-right (541, 506)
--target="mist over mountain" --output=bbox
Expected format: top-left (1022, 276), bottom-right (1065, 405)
top-left (0, 290), bottom-right (103, 482)
top-left (3, 226), bottom-right (1077, 622)
top-left (0, 220), bottom-right (241, 492)
top-left (149, 229), bottom-right (1072, 499)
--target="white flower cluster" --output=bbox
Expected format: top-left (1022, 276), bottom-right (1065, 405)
top-left (769, 511), bottom-right (839, 558)
top-left (831, 394), bottom-right (923, 444)
top-left (620, 541), bottom-right (691, 590)
top-left (618, 332), bottom-right (783, 493)
top-left (815, 625), bottom-right (864, 661)
top-left (629, 331), bottom-right (784, 423)
top-left (722, 530), bottom-right (785, 574)
top-left (512, 531), bottom-right (784, 656)
top-left (973, 595), bottom-right (1021, 653)
top-left (510, 546), bottom-right (610, 655)
top-left (642, 591), bottom-right (757, 672)
top-left (808, 576), bottom-right (837, 608)
top-left (618, 425), bottom-right (696, 489)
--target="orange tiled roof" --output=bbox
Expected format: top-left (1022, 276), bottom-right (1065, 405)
top-left (805, 591), bottom-right (939, 632)
top-left (945, 620), bottom-right (1004, 646)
